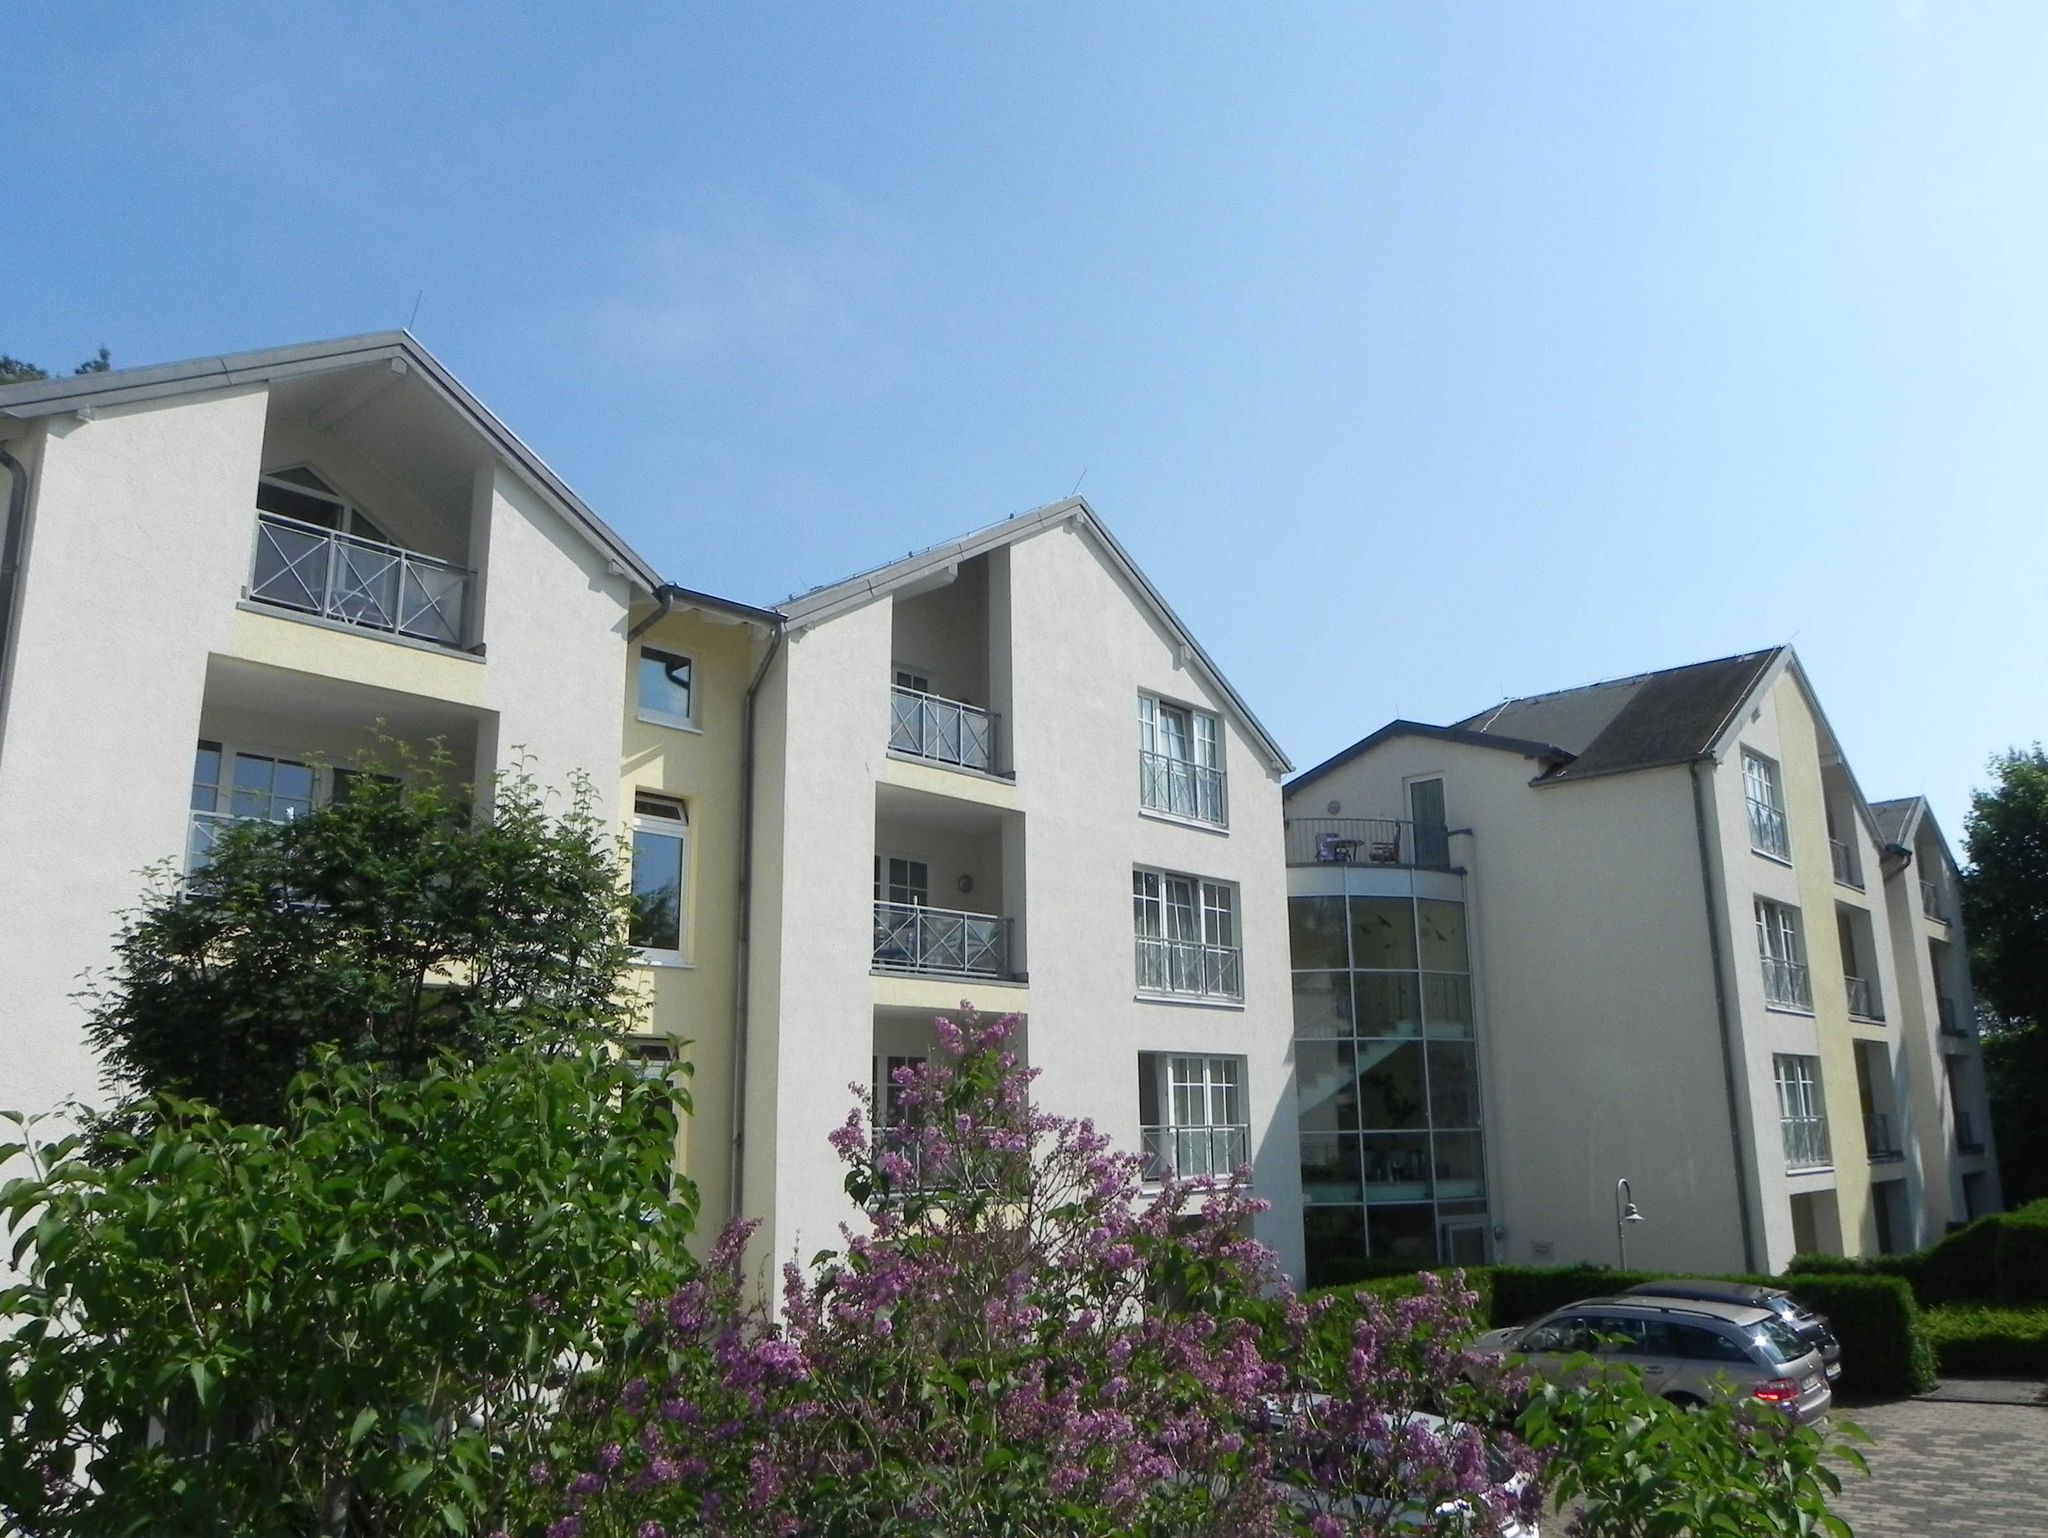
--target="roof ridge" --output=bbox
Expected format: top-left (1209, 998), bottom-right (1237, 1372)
top-left (1456, 645), bottom-right (1782, 730)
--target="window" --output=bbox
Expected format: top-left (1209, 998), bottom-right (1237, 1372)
top-left (1774, 1054), bottom-right (1831, 1170)
top-left (1138, 1053), bottom-right (1248, 1180)
top-left (630, 793), bottom-right (688, 955)
top-left (1138, 695), bottom-right (1227, 825)
top-left (626, 1038), bottom-right (682, 1194)
top-left (1755, 898), bottom-right (1811, 1010)
top-left (873, 1054), bottom-right (927, 1135)
top-left (873, 856), bottom-right (929, 907)
top-left (1743, 750), bottom-right (1790, 861)
top-left (1133, 869), bottom-right (1242, 999)
top-left (1408, 777), bottom-right (1449, 868)
top-left (255, 466), bottom-right (389, 543)
top-left (636, 647), bottom-right (695, 729)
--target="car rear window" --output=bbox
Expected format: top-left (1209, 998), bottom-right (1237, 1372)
top-left (1675, 1323), bottom-right (1752, 1362)
top-left (1754, 1319), bottom-right (1809, 1366)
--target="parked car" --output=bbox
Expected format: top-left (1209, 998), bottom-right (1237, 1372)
top-left (1465, 1296), bottom-right (1834, 1424)
top-left (1619, 1278), bottom-right (1843, 1382)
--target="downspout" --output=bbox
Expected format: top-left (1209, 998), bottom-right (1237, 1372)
top-left (626, 583), bottom-right (676, 642)
top-left (728, 620), bottom-right (785, 1222)
top-left (1691, 758), bottom-right (1762, 1274)
top-left (0, 445), bottom-right (32, 761)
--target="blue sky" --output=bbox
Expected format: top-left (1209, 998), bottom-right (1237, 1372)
top-left (10, 3), bottom-right (2045, 838)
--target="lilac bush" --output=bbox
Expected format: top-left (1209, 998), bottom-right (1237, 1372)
top-left (543, 1010), bottom-right (1537, 1537)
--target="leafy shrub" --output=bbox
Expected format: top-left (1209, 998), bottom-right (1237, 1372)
top-left (1307, 1252), bottom-right (1433, 1288)
top-left (1923, 1304), bottom-right (2048, 1376)
top-left (1488, 1264), bottom-right (1657, 1327)
top-left (1916, 1217), bottom-right (2006, 1306)
top-left (1776, 1273), bottom-right (1937, 1395)
top-left (1993, 1207), bottom-right (2048, 1303)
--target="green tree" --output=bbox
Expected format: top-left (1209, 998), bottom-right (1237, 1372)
top-left (0, 346), bottom-right (114, 384)
top-left (88, 749), bottom-right (634, 1126)
top-left (1962, 745), bottom-right (2048, 1202)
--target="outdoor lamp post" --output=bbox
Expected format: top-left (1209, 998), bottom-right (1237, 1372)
top-left (1615, 1177), bottom-right (1645, 1269)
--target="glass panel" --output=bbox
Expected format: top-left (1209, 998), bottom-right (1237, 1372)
top-left (1288, 896), bottom-right (1349, 969)
top-left (1421, 972), bottom-right (1473, 1036)
top-left (1354, 972), bottom-right (1423, 1037)
top-left (1432, 1131), bottom-right (1486, 1198)
top-left (1292, 972), bottom-right (1354, 1037)
top-left (1300, 1134), bottom-right (1363, 1204)
top-left (274, 761), bottom-right (315, 820)
top-left (256, 478), bottom-right (345, 527)
top-left (1349, 897), bottom-right (1417, 971)
top-left (1357, 1040), bottom-right (1428, 1129)
top-left (629, 828), bottom-right (684, 950)
top-left (1362, 1132), bottom-right (1432, 1198)
top-left (190, 742), bottom-right (222, 811)
top-left (1365, 1203), bottom-right (1437, 1263)
top-left (638, 649), bottom-right (693, 720)
top-left (1416, 900), bottom-right (1468, 973)
top-left (1304, 1207), bottom-right (1367, 1285)
top-left (1294, 1041), bottom-right (1358, 1133)
top-left (1427, 1041), bottom-right (1481, 1127)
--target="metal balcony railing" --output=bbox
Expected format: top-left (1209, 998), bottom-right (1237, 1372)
top-left (1921, 880), bottom-right (1946, 923)
top-left (1829, 838), bottom-right (1861, 889)
top-left (888, 686), bottom-right (997, 773)
top-left (1141, 1123), bottom-right (1249, 1182)
top-left (1134, 936), bottom-right (1243, 1000)
top-left (1865, 1112), bottom-right (1903, 1161)
top-left (1845, 974), bottom-right (1883, 1021)
top-left (1937, 996), bottom-right (1966, 1038)
top-left (248, 512), bottom-right (470, 648)
top-left (1956, 1111), bottom-right (1985, 1155)
top-left (872, 901), bottom-right (1012, 979)
top-left (1283, 816), bottom-right (1453, 870)
top-left (1781, 1114), bottom-right (1832, 1171)
top-left (1138, 749), bottom-right (1227, 825)
top-left (1747, 797), bottom-right (1790, 860)
top-left (1761, 956), bottom-right (1812, 1011)
top-left (186, 809), bottom-right (248, 873)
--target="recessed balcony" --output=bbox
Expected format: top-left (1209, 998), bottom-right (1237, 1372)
top-left (1845, 974), bottom-right (1883, 1022)
top-left (1284, 816), bottom-right (1452, 870)
top-left (872, 900), bottom-right (1016, 980)
top-left (1864, 1111), bottom-right (1903, 1162)
top-left (888, 685), bottom-right (998, 774)
top-left (1955, 1111), bottom-right (1985, 1155)
top-left (1920, 880), bottom-right (1948, 924)
top-left (248, 511), bottom-right (471, 650)
top-left (1829, 838), bottom-right (1862, 890)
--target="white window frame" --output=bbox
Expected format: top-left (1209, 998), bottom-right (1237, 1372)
top-left (1138, 694), bottom-right (1228, 827)
top-left (629, 792), bottom-right (690, 963)
top-left (1743, 749), bottom-right (1791, 862)
top-left (636, 646), bottom-right (697, 731)
top-left (256, 464), bottom-right (390, 544)
top-left (1133, 867), bottom-right (1243, 1000)
top-left (1774, 1053), bottom-right (1832, 1170)
top-left (873, 854), bottom-right (930, 908)
top-left (1139, 1052), bottom-right (1249, 1181)
top-left (1754, 897), bottom-right (1811, 1011)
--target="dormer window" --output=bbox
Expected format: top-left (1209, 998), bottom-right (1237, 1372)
top-left (256, 467), bottom-right (390, 543)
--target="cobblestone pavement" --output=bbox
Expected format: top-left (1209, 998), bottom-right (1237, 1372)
top-left (1828, 1389), bottom-right (2048, 1538)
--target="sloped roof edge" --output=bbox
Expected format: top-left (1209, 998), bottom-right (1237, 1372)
top-left (0, 331), bottom-right (661, 590)
top-left (782, 496), bottom-right (1291, 771)
top-left (1288, 719), bottom-right (1575, 796)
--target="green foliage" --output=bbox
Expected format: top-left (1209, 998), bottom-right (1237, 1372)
top-left (1994, 1202), bottom-right (2048, 1302)
top-left (1923, 1303), bottom-right (2048, 1377)
top-left (1518, 1362), bottom-right (1867, 1538)
top-left (1487, 1264), bottom-right (1656, 1326)
top-left (0, 1040), bottom-right (694, 1537)
top-left (87, 748), bottom-right (636, 1126)
top-left (1790, 1202), bottom-right (2048, 1307)
top-left (0, 348), bottom-right (111, 384)
top-left (1963, 745), bottom-right (2048, 1202)
top-left (1775, 1274), bottom-right (1937, 1395)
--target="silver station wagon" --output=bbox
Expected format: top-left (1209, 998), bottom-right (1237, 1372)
top-left (1466, 1295), bottom-right (1834, 1424)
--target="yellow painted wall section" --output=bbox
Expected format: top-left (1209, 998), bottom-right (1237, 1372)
top-left (1770, 675), bottom-right (1874, 1255)
top-left (621, 608), bottom-right (761, 1243)
top-left (227, 608), bottom-right (489, 709)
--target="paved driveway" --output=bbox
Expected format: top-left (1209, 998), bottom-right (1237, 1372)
top-left (1828, 1385), bottom-right (2048, 1538)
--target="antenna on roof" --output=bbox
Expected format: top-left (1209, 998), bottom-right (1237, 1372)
top-left (1069, 468), bottom-right (1087, 497)
top-left (408, 289), bottom-right (425, 330)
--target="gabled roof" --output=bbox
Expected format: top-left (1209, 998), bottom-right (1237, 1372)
top-left (1287, 719), bottom-right (1574, 796)
top-left (0, 331), bottom-right (661, 590)
top-left (1871, 797), bottom-right (1919, 846)
top-left (1454, 647), bottom-right (1785, 785)
top-left (780, 496), bottom-right (1291, 772)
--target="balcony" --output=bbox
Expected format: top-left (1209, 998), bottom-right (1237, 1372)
top-left (1956, 1111), bottom-right (1985, 1155)
top-left (889, 686), bottom-right (997, 774)
top-left (248, 512), bottom-right (470, 649)
top-left (1845, 974), bottom-right (1883, 1022)
top-left (1747, 798), bottom-right (1790, 861)
top-left (186, 808), bottom-right (255, 872)
top-left (1139, 750), bottom-right (1227, 826)
top-left (1781, 1114), bottom-right (1832, 1172)
top-left (1829, 838), bottom-right (1862, 889)
top-left (1921, 880), bottom-right (1947, 924)
top-left (1864, 1112), bottom-right (1903, 1162)
top-left (1937, 996), bottom-right (1967, 1038)
top-left (1141, 1123), bottom-right (1249, 1182)
top-left (872, 901), bottom-right (1013, 980)
top-left (1134, 936), bottom-right (1243, 1001)
top-left (1283, 817), bottom-right (1452, 870)
top-left (1761, 956), bottom-right (1812, 1011)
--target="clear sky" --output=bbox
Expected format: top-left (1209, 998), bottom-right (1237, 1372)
top-left (9, 3), bottom-right (2044, 839)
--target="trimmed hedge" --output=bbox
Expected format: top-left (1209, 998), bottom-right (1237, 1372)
top-left (1487, 1265), bottom-right (1656, 1327)
top-left (1786, 1199), bottom-right (2048, 1308)
top-left (1924, 1304), bottom-right (2048, 1377)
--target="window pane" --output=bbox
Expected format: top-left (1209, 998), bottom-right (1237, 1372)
top-left (1432, 1131), bottom-right (1485, 1198)
top-left (1295, 1041), bottom-right (1358, 1133)
top-left (1289, 896), bottom-right (1349, 969)
top-left (1354, 972), bottom-right (1423, 1037)
top-left (190, 742), bottom-right (222, 811)
top-left (639, 648), bottom-right (693, 721)
top-left (1363, 1134), bottom-right (1433, 1198)
top-left (630, 828), bottom-right (684, 950)
top-left (1292, 972), bottom-right (1355, 1037)
top-left (1421, 973), bottom-right (1473, 1036)
top-left (1428, 1041), bottom-right (1482, 1127)
top-left (1366, 1203), bottom-right (1437, 1264)
top-left (1357, 1040), bottom-right (1428, 1129)
top-left (1305, 1206), bottom-right (1368, 1285)
top-left (1349, 897), bottom-right (1417, 971)
top-left (1301, 1134), bottom-right (1363, 1204)
top-left (1417, 900), bottom-right (1468, 973)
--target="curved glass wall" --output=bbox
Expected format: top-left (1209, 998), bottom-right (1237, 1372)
top-left (1292, 890), bottom-right (1489, 1285)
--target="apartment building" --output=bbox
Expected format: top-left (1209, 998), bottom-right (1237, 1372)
top-left (732, 502), bottom-right (1305, 1280)
top-left (1, 337), bottom-right (1308, 1285)
top-left (1283, 647), bottom-right (1998, 1285)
